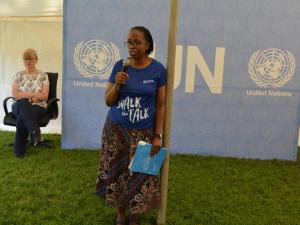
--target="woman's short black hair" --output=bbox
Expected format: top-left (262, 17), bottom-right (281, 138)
top-left (130, 26), bottom-right (153, 55)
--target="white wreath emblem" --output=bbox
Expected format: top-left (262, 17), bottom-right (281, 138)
top-left (248, 48), bottom-right (295, 88)
top-left (73, 39), bottom-right (120, 79)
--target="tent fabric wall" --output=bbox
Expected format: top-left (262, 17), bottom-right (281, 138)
top-left (0, 18), bottom-right (62, 133)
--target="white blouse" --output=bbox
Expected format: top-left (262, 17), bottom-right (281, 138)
top-left (13, 70), bottom-right (49, 108)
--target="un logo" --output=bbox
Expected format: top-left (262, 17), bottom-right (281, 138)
top-left (73, 39), bottom-right (120, 79)
top-left (248, 48), bottom-right (295, 88)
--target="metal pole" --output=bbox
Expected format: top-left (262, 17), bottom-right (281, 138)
top-left (157, 0), bottom-right (178, 224)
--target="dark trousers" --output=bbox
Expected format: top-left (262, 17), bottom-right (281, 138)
top-left (12, 99), bottom-right (47, 156)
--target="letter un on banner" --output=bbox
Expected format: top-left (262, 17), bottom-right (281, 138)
top-left (171, 0), bottom-right (300, 160)
top-left (62, 0), bottom-right (169, 149)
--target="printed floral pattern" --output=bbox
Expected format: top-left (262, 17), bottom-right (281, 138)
top-left (14, 70), bottom-right (49, 108)
top-left (96, 118), bottom-right (160, 214)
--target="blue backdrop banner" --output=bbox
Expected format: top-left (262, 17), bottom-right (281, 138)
top-left (63, 0), bottom-right (300, 160)
top-left (62, 0), bottom-right (169, 149)
top-left (171, 0), bottom-right (300, 160)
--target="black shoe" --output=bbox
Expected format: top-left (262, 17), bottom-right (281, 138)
top-left (31, 131), bottom-right (42, 146)
top-left (15, 153), bottom-right (26, 158)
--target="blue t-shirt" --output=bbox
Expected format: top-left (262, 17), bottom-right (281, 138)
top-left (108, 59), bottom-right (167, 129)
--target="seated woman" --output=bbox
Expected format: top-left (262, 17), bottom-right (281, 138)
top-left (11, 48), bottom-right (49, 158)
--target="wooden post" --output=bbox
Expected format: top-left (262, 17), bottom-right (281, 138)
top-left (157, 0), bottom-right (178, 224)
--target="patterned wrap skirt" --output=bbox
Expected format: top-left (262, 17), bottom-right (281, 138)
top-left (96, 117), bottom-right (160, 215)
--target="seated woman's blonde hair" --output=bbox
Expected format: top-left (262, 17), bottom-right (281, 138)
top-left (23, 48), bottom-right (38, 60)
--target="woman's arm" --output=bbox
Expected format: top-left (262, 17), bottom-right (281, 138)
top-left (105, 71), bottom-right (129, 107)
top-left (12, 81), bottom-right (34, 99)
top-left (105, 82), bottom-right (121, 107)
top-left (150, 85), bottom-right (166, 156)
top-left (31, 84), bottom-right (49, 103)
top-left (154, 86), bottom-right (166, 136)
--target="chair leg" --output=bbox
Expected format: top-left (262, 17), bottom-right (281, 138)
top-left (9, 137), bottom-right (54, 148)
top-left (36, 139), bottom-right (54, 148)
top-left (17, 138), bottom-right (54, 149)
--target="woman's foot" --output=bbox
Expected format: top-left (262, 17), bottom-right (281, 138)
top-left (115, 217), bottom-right (127, 225)
top-left (116, 207), bottom-right (127, 225)
top-left (129, 215), bottom-right (139, 225)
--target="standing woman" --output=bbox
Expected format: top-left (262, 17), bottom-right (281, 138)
top-left (11, 48), bottom-right (49, 158)
top-left (96, 26), bottom-right (166, 225)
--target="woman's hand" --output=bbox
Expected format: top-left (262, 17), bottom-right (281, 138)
top-left (150, 136), bottom-right (162, 157)
top-left (31, 97), bottom-right (40, 103)
top-left (30, 85), bottom-right (49, 102)
top-left (115, 72), bottom-right (129, 85)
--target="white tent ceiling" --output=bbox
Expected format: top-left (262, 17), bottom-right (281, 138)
top-left (0, 0), bottom-right (63, 17)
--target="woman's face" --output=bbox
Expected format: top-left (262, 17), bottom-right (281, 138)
top-left (23, 53), bottom-right (38, 70)
top-left (126, 29), bottom-right (150, 59)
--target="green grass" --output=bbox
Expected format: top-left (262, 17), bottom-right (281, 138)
top-left (0, 131), bottom-right (300, 225)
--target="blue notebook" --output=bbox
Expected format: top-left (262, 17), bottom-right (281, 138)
top-left (129, 141), bottom-right (167, 176)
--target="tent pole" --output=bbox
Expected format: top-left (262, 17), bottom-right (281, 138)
top-left (157, 0), bottom-right (178, 224)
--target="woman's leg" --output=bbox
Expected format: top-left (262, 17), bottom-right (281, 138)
top-left (96, 118), bottom-right (131, 223)
top-left (31, 105), bottom-right (47, 144)
top-left (126, 129), bottom-right (160, 222)
top-left (116, 206), bottom-right (126, 224)
top-left (129, 213), bottom-right (140, 225)
top-left (12, 99), bottom-right (46, 155)
top-left (14, 116), bottom-right (28, 157)
top-left (12, 99), bottom-right (40, 134)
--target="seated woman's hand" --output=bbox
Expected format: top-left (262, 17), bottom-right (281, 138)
top-left (31, 97), bottom-right (40, 103)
